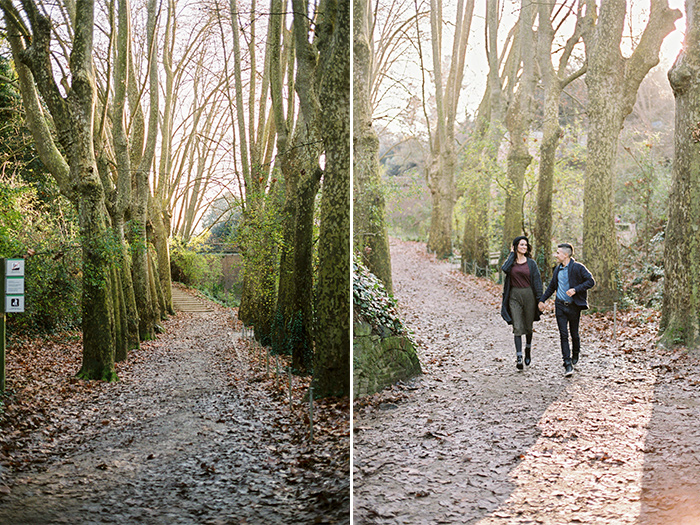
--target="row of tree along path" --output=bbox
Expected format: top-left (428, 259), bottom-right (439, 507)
top-left (353, 239), bottom-right (700, 524)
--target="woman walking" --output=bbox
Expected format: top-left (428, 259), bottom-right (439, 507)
top-left (501, 236), bottom-right (543, 370)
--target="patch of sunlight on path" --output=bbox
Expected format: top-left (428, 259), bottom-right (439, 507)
top-left (476, 358), bottom-right (658, 524)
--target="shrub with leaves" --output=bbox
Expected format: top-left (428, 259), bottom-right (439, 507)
top-left (170, 236), bottom-right (221, 288)
top-left (0, 177), bottom-right (82, 335)
top-left (169, 235), bottom-right (240, 306)
top-left (0, 181), bottom-right (28, 257)
top-left (353, 257), bottom-right (411, 339)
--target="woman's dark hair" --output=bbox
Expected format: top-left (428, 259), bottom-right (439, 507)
top-left (513, 236), bottom-right (532, 258)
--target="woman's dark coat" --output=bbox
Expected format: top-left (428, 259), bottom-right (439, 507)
top-left (500, 252), bottom-right (544, 325)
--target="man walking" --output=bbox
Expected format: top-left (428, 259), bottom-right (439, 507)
top-left (538, 243), bottom-right (595, 377)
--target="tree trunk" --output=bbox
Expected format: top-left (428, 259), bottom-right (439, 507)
top-left (533, 0), bottom-right (585, 281)
top-left (534, 112), bottom-right (558, 278)
top-left (229, 0), bottom-right (279, 346)
top-left (582, 99), bottom-right (622, 308)
top-left (582, 0), bottom-right (681, 308)
top-left (271, 130), bottom-right (321, 369)
top-left (133, 0), bottom-right (161, 340)
top-left (461, 0), bottom-right (505, 273)
top-left (353, 0), bottom-right (393, 293)
top-left (150, 199), bottom-right (174, 315)
top-left (271, 0), bottom-right (322, 369)
top-left (72, 81), bottom-right (118, 379)
top-left (502, 146), bottom-right (532, 250)
top-left (501, 0), bottom-right (536, 261)
top-left (423, 0), bottom-right (475, 260)
top-left (238, 193), bottom-right (280, 346)
top-left (131, 158), bottom-right (156, 341)
top-left (112, 0), bottom-right (140, 352)
top-left (461, 90), bottom-right (497, 276)
top-left (111, 265), bottom-right (127, 362)
top-left (314, 0), bottom-right (350, 399)
top-left (148, 243), bottom-right (164, 323)
top-left (291, 172), bottom-right (320, 371)
top-left (115, 218), bottom-right (140, 354)
top-left (661, 0), bottom-right (700, 349)
top-left (426, 152), bottom-right (456, 259)
top-left (461, 185), bottom-right (490, 274)
top-left (274, 178), bottom-right (298, 355)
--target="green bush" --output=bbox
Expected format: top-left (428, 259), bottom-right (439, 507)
top-left (16, 246), bottom-right (82, 334)
top-left (0, 181), bottom-right (27, 258)
top-left (353, 256), bottom-right (412, 340)
top-left (170, 236), bottom-right (217, 286)
top-left (169, 236), bottom-right (241, 305)
top-left (0, 178), bottom-right (82, 334)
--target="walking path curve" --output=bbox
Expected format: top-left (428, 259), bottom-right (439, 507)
top-left (353, 239), bottom-right (700, 524)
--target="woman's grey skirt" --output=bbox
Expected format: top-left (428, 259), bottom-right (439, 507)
top-left (509, 286), bottom-right (536, 336)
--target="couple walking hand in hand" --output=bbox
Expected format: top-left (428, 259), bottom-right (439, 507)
top-left (500, 236), bottom-right (595, 377)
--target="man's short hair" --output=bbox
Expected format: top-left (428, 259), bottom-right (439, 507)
top-left (558, 243), bottom-right (574, 257)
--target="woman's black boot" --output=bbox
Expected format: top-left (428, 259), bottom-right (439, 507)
top-left (515, 336), bottom-right (523, 370)
top-left (524, 345), bottom-right (531, 366)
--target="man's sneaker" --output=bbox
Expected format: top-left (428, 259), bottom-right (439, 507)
top-left (516, 355), bottom-right (524, 370)
top-left (572, 351), bottom-right (579, 366)
top-left (564, 362), bottom-right (574, 377)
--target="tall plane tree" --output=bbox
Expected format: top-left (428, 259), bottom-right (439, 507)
top-left (418, 0), bottom-right (475, 259)
top-left (501, 0), bottom-right (538, 259)
top-left (220, 0), bottom-right (279, 345)
top-left (1, 0), bottom-right (120, 379)
top-left (270, 0), bottom-right (324, 371)
top-left (533, 0), bottom-right (585, 279)
top-left (354, 0), bottom-right (393, 293)
top-left (129, 0), bottom-right (162, 341)
top-left (461, 0), bottom-right (516, 274)
top-left (661, 0), bottom-right (700, 350)
top-left (314, 0), bottom-right (351, 398)
top-left (581, 0), bottom-right (680, 307)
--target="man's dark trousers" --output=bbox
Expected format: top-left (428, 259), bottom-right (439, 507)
top-left (555, 299), bottom-right (581, 362)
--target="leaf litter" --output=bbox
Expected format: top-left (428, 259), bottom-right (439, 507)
top-left (353, 239), bottom-right (700, 524)
top-left (0, 292), bottom-right (349, 524)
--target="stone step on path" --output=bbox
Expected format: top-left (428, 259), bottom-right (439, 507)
top-left (170, 286), bottom-right (214, 313)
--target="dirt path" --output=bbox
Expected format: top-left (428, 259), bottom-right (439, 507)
top-left (0, 292), bottom-right (349, 524)
top-left (353, 239), bottom-right (700, 524)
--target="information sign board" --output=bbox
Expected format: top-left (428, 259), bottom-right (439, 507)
top-left (2, 259), bottom-right (25, 313)
top-left (5, 278), bottom-right (24, 295)
top-left (5, 259), bottom-right (24, 277)
top-left (5, 295), bottom-right (24, 313)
